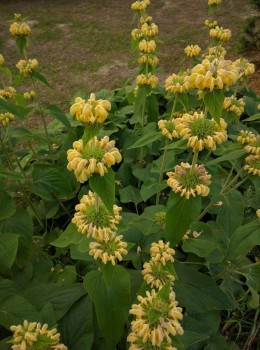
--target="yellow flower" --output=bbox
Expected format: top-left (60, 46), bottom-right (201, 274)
top-left (141, 23), bottom-right (158, 37)
top-left (67, 136), bottom-right (122, 183)
top-left (0, 86), bottom-right (16, 99)
top-left (258, 104), bottom-right (260, 110)
top-left (150, 240), bottom-right (175, 265)
top-left (138, 54), bottom-right (159, 67)
top-left (72, 191), bottom-right (122, 241)
top-left (142, 260), bottom-right (175, 288)
top-left (136, 73), bottom-right (158, 88)
top-left (190, 58), bottom-right (238, 91)
top-left (89, 233), bottom-right (128, 265)
top-left (139, 39), bottom-right (156, 53)
top-left (167, 163), bottom-right (212, 199)
top-left (244, 154), bottom-right (260, 176)
top-left (0, 54), bottom-right (4, 66)
top-left (256, 209), bottom-right (260, 219)
top-left (203, 45), bottom-right (226, 60)
top-left (131, 0), bottom-right (151, 11)
top-left (237, 130), bottom-right (257, 145)
top-left (234, 58), bottom-right (255, 79)
top-left (70, 93), bottom-right (111, 125)
top-left (174, 112), bottom-right (227, 151)
top-left (205, 19), bottom-right (218, 28)
top-left (16, 59), bottom-right (38, 76)
top-left (9, 21), bottom-right (31, 36)
top-left (244, 136), bottom-right (260, 155)
top-left (140, 15), bottom-right (153, 24)
top-left (223, 96), bottom-right (245, 117)
top-left (129, 338), bottom-right (177, 350)
top-left (165, 71), bottom-right (190, 94)
top-left (208, 0), bottom-right (221, 4)
top-left (128, 289), bottom-right (183, 347)
top-left (158, 119), bottom-right (178, 140)
top-left (210, 26), bottom-right (231, 41)
top-left (23, 90), bottom-right (36, 100)
top-left (131, 28), bottom-right (143, 40)
top-left (0, 112), bottom-right (15, 126)
top-left (184, 45), bottom-right (201, 57)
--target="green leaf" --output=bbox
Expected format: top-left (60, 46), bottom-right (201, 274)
top-left (206, 149), bottom-right (246, 165)
top-left (243, 113), bottom-right (260, 122)
top-left (0, 207), bottom-right (33, 261)
top-left (16, 36), bottom-right (27, 54)
top-left (0, 66), bottom-right (12, 82)
top-left (165, 193), bottom-right (201, 246)
top-left (31, 70), bottom-right (50, 87)
top-left (84, 265), bottom-right (130, 350)
top-left (174, 262), bottom-right (236, 311)
top-left (183, 238), bottom-right (221, 258)
top-left (203, 90), bottom-right (225, 123)
top-left (0, 190), bottom-right (16, 220)
top-left (128, 131), bottom-right (161, 149)
top-left (0, 98), bottom-right (31, 117)
top-left (9, 127), bottom-right (33, 140)
top-left (131, 205), bottom-right (166, 235)
top-left (51, 223), bottom-right (88, 248)
top-left (0, 291), bottom-right (41, 328)
top-left (30, 164), bottom-right (75, 201)
top-left (89, 169), bottom-right (115, 214)
top-left (225, 220), bottom-right (260, 261)
top-left (82, 126), bottom-right (100, 146)
top-left (147, 308), bottom-right (162, 325)
top-left (146, 94), bottom-right (159, 122)
top-left (163, 139), bottom-right (187, 150)
top-left (46, 104), bottom-right (73, 131)
top-left (140, 178), bottom-right (168, 201)
top-left (40, 303), bottom-right (57, 327)
top-left (0, 233), bottom-right (19, 272)
top-left (0, 166), bottom-right (24, 180)
top-left (119, 185), bottom-right (142, 206)
top-left (171, 330), bottom-right (209, 350)
top-left (60, 295), bottom-right (94, 350)
top-left (157, 282), bottom-right (171, 302)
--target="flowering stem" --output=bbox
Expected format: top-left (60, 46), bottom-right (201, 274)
top-left (171, 97), bottom-right (177, 117)
top-left (156, 139), bottom-right (169, 205)
top-left (94, 192), bottom-right (99, 213)
top-left (196, 202), bottom-right (213, 221)
top-left (191, 150), bottom-right (199, 171)
top-left (221, 167), bottom-right (244, 194)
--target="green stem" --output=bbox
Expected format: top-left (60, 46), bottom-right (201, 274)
top-left (191, 150), bottom-right (199, 171)
top-left (196, 201), bottom-right (213, 221)
top-left (171, 97), bottom-right (177, 117)
top-left (221, 167), bottom-right (244, 194)
top-left (156, 139), bottom-right (168, 205)
top-left (94, 192), bottom-right (99, 213)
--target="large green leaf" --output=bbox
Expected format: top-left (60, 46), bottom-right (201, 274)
top-left (140, 178), bottom-right (168, 201)
top-left (171, 330), bottom-right (209, 350)
top-left (206, 149), bottom-right (246, 165)
top-left (0, 166), bottom-right (24, 180)
top-left (84, 264), bottom-right (130, 349)
top-left (89, 169), bottom-right (115, 214)
top-left (0, 292), bottom-right (41, 328)
top-left (203, 90), bottom-right (225, 123)
top-left (119, 185), bottom-right (142, 206)
top-left (165, 193), bottom-right (201, 245)
top-left (30, 164), bottom-right (75, 201)
top-left (0, 233), bottom-right (19, 272)
top-left (0, 207), bottom-right (33, 261)
top-left (31, 70), bottom-right (50, 87)
top-left (0, 190), bottom-right (16, 220)
top-left (0, 98), bottom-right (31, 117)
top-left (60, 295), bottom-right (94, 350)
top-left (174, 262), bottom-right (236, 311)
top-left (51, 223), bottom-right (84, 248)
top-left (128, 131), bottom-right (161, 149)
top-left (225, 220), bottom-right (260, 261)
top-left (146, 94), bottom-right (159, 123)
top-left (46, 104), bottom-right (73, 131)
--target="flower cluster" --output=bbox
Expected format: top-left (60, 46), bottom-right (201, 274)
top-left (142, 240), bottom-right (175, 288)
top-left (131, 0), bottom-right (151, 12)
top-left (203, 45), bottom-right (226, 60)
top-left (9, 21), bottom-right (31, 36)
top-left (223, 96), bottom-right (245, 117)
top-left (0, 112), bottom-right (15, 126)
top-left (70, 93), bottom-right (111, 125)
top-left (208, 0), bottom-right (221, 4)
top-left (0, 54), bottom-right (4, 66)
top-left (234, 58), bottom-right (255, 80)
top-left (10, 320), bottom-right (67, 350)
top-left (158, 119), bottom-right (178, 140)
top-left (189, 58), bottom-right (238, 91)
top-left (209, 26), bottom-right (231, 42)
top-left (0, 86), bottom-right (16, 99)
top-left (67, 136), bottom-right (122, 183)
top-left (244, 155), bottom-right (260, 176)
top-left (136, 72), bottom-right (158, 88)
top-left (165, 71), bottom-right (190, 94)
top-left (205, 19), bottom-right (218, 28)
top-left (16, 59), bottom-right (38, 76)
top-left (167, 163), bottom-right (212, 199)
top-left (24, 90), bottom-right (36, 100)
top-left (174, 111), bottom-right (227, 151)
top-left (184, 44), bottom-right (201, 57)
top-left (237, 130), bottom-right (258, 145)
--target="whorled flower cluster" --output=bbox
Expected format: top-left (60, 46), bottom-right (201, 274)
top-left (10, 320), bottom-right (67, 350)
top-left (67, 136), bottom-right (122, 183)
top-left (203, 45), bottom-right (226, 60)
top-left (136, 73), bottom-right (158, 88)
top-left (72, 190), bottom-right (122, 241)
top-left (142, 240), bottom-right (175, 288)
top-left (205, 19), bottom-right (218, 28)
top-left (23, 90), bottom-right (36, 100)
top-left (0, 112), bottom-right (15, 126)
top-left (167, 163), bottom-right (212, 199)
top-left (237, 130), bottom-right (260, 156)
top-left (174, 111), bottom-right (227, 151)
top-left (0, 86), bottom-right (16, 99)
top-left (244, 154), bottom-right (260, 176)
top-left (131, 0), bottom-right (151, 12)
top-left (208, 0), bottom-right (221, 4)
top-left (165, 71), bottom-right (190, 94)
top-left (70, 93), bottom-right (111, 125)
top-left (189, 58), bottom-right (238, 91)
top-left (223, 96), bottom-right (245, 117)
top-left (234, 58), bottom-right (255, 80)
top-left (9, 21), bottom-right (31, 36)
top-left (128, 288), bottom-right (183, 348)
top-left (210, 26), bottom-right (231, 41)
top-left (16, 59), bottom-right (38, 76)
top-left (158, 119), bottom-right (178, 140)
top-left (184, 45), bottom-right (201, 57)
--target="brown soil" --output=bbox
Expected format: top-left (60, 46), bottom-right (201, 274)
top-left (0, 0), bottom-right (259, 119)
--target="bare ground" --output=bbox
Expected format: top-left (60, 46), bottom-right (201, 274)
top-left (0, 0), bottom-right (259, 120)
